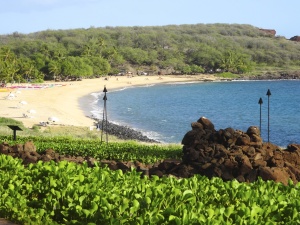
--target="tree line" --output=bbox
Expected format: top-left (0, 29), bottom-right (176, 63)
top-left (1, 23), bottom-right (300, 83)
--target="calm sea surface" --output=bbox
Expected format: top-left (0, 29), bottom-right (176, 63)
top-left (90, 80), bottom-right (300, 147)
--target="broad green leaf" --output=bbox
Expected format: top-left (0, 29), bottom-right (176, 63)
top-left (219, 207), bottom-right (225, 215)
top-left (199, 214), bottom-right (207, 222)
top-left (251, 205), bottom-right (263, 218)
top-left (277, 194), bottom-right (286, 202)
top-left (169, 215), bottom-right (181, 224)
top-left (145, 196), bottom-right (151, 204)
top-left (120, 200), bottom-right (129, 213)
top-left (49, 177), bottom-right (57, 187)
top-left (78, 186), bottom-right (84, 193)
top-left (79, 195), bottom-right (85, 205)
top-left (132, 199), bottom-right (140, 208)
top-left (55, 190), bottom-right (61, 199)
top-left (224, 206), bottom-right (234, 218)
top-left (75, 205), bottom-right (82, 211)
top-left (90, 202), bottom-right (98, 214)
top-left (79, 174), bottom-right (85, 182)
top-left (182, 208), bottom-right (188, 224)
top-left (207, 208), bottom-right (215, 219)
top-left (182, 189), bottom-right (193, 201)
top-left (8, 183), bottom-right (14, 190)
top-left (134, 193), bottom-right (142, 199)
top-left (163, 207), bottom-right (175, 216)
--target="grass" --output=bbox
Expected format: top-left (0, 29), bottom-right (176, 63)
top-left (214, 65), bottom-right (300, 79)
top-left (0, 117), bottom-right (123, 142)
top-left (0, 117), bottom-right (181, 147)
top-left (216, 72), bottom-right (239, 79)
top-left (249, 65), bottom-right (300, 76)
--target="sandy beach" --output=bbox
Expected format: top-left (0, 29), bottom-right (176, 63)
top-left (0, 75), bottom-right (216, 129)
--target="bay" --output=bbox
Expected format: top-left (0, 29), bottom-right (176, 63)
top-left (92, 80), bottom-right (300, 147)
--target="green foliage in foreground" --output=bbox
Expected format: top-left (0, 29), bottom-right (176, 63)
top-left (0, 135), bottom-right (182, 163)
top-left (0, 154), bottom-right (299, 224)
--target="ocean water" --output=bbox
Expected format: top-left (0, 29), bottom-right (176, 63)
top-left (89, 80), bottom-right (300, 147)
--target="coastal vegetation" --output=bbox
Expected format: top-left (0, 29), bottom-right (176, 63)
top-left (0, 117), bottom-right (160, 143)
top-left (0, 118), bottom-right (129, 142)
top-left (0, 134), bottom-right (300, 224)
top-left (1, 23), bottom-right (300, 83)
top-left (1, 23), bottom-right (300, 223)
top-left (0, 118), bottom-right (300, 223)
top-left (1, 135), bottom-right (182, 164)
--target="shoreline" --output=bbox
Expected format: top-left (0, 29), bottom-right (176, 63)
top-left (0, 75), bottom-right (215, 130)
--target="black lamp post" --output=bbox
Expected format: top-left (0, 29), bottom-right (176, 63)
top-left (101, 85), bottom-right (108, 144)
top-left (258, 97), bottom-right (263, 136)
top-left (266, 89), bottom-right (271, 143)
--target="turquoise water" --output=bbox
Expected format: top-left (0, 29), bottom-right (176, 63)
top-left (91, 80), bottom-right (300, 147)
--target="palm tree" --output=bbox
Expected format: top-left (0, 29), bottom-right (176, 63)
top-left (48, 60), bottom-right (61, 80)
top-left (0, 48), bottom-right (20, 83)
top-left (5, 58), bottom-right (19, 83)
top-left (96, 37), bottom-right (105, 55)
top-left (82, 45), bottom-right (92, 57)
top-left (1, 47), bottom-right (13, 61)
top-left (220, 51), bottom-right (236, 72)
top-left (53, 49), bottom-right (66, 61)
top-left (23, 63), bottom-right (35, 82)
top-left (40, 44), bottom-right (51, 60)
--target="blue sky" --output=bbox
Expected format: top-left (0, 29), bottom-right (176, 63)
top-left (0, 0), bottom-right (299, 38)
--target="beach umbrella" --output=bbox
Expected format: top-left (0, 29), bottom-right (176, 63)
top-left (7, 93), bottom-right (15, 99)
top-left (19, 100), bottom-right (27, 105)
top-left (27, 109), bottom-right (36, 114)
top-left (48, 116), bottom-right (59, 122)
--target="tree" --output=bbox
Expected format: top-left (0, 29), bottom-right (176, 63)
top-left (40, 44), bottom-right (51, 60)
top-left (0, 47), bottom-right (19, 82)
top-left (81, 37), bottom-right (105, 57)
top-left (181, 65), bottom-right (192, 74)
top-left (19, 57), bottom-right (36, 82)
top-left (185, 44), bottom-right (222, 71)
top-left (82, 44), bottom-right (93, 57)
top-left (60, 56), bottom-right (93, 78)
top-left (84, 57), bottom-right (110, 76)
top-left (120, 47), bottom-right (149, 65)
top-left (190, 64), bottom-right (204, 74)
top-left (219, 51), bottom-right (254, 73)
top-left (1, 23), bottom-right (300, 80)
top-left (31, 53), bottom-right (47, 71)
top-left (48, 60), bottom-right (61, 80)
top-left (60, 60), bottom-right (73, 77)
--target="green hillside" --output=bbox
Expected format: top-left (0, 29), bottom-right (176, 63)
top-left (1, 23), bottom-right (300, 83)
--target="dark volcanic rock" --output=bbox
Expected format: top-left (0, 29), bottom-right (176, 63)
top-left (1, 117), bottom-right (300, 185)
top-left (180, 116), bottom-right (300, 185)
top-left (237, 71), bottom-right (300, 80)
top-left (96, 120), bottom-right (159, 143)
top-left (290, 36), bottom-right (300, 42)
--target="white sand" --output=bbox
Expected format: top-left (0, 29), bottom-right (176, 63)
top-left (0, 75), bottom-right (216, 128)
